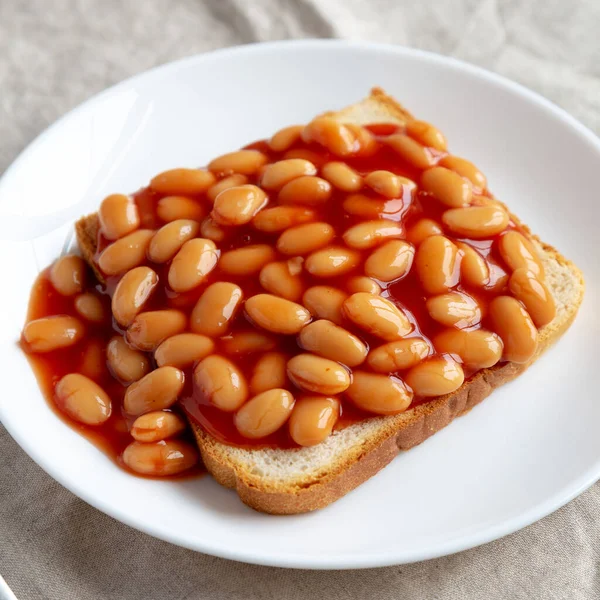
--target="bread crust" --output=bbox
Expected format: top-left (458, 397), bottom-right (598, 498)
top-left (75, 89), bottom-right (584, 515)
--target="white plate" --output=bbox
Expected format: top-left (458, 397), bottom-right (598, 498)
top-left (1, 40), bottom-right (599, 570)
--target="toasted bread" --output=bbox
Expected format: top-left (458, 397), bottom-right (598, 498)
top-left (76, 89), bottom-right (584, 514)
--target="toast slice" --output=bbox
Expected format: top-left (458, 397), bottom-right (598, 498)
top-left (76, 89), bottom-right (584, 515)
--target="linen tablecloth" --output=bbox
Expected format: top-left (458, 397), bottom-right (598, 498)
top-left (1, 1), bottom-right (599, 598)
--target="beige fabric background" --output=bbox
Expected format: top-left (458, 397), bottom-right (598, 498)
top-left (1, 0), bottom-right (599, 598)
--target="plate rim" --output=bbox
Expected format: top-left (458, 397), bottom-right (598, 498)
top-left (1, 38), bottom-right (599, 570)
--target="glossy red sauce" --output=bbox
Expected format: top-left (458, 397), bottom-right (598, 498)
top-left (22, 123), bottom-right (521, 466)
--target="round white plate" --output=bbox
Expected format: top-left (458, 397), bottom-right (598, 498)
top-left (1, 40), bottom-right (599, 570)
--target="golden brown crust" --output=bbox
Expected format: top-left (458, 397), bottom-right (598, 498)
top-left (75, 89), bottom-right (585, 515)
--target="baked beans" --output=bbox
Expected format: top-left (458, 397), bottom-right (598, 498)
top-left (212, 184), bottom-right (267, 226)
top-left (98, 229), bottom-right (154, 276)
top-left (508, 268), bottom-right (556, 327)
top-left (199, 216), bottom-right (229, 242)
top-left (245, 294), bottom-right (311, 334)
top-left (98, 194), bottom-right (140, 240)
top-left (364, 240), bottom-right (414, 282)
top-left (442, 206), bottom-right (509, 238)
top-left (406, 218), bottom-right (443, 246)
top-left (343, 219), bottom-right (404, 250)
top-left (426, 291), bottom-right (482, 328)
top-left (79, 339), bottom-right (106, 380)
top-left (154, 333), bottom-right (215, 368)
top-left (252, 205), bottom-right (316, 232)
top-left (406, 120), bottom-right (447, 151)
top-left (434, 329), bottom-right (503, 369)
top-left (299, 319), bottom-right (367, 367)
top-left (150, 168), bottom-right (215, 196)
top-left (415, 235), bottom-right (460, 295)
top-left (489, 296), bottom-right (538, 363)
top-left (50, 255), bottom-right (86, 296)
top-left (346, 276), bottom-right (382, 295)
top-left (287, 353), bottom-right (350, 395)
top-left (439, 155), bottom-right (487, 190)
top-left (321, 162), bottom-right (363, 192)
top-left (194, 355), bottom-right (248, 411)
top-left (122, 440), bottom-right (198, 476)
top-left (302, 286), bottom-right (348, 325)
top-left (342, 293), bottom-right (412, 341)
top-left (457, 242), bottom-right (490, 287)
top-left (126, 309), bottom-right (187, 351)
top-left (206, 174), bottom-right (249, 202)
top-left (342, 194), bottom-right (403, 220)
top-left (268, 125), bottom-right (304, 152)
top-left (498, 231), bottom-right (544, 277)
top-left (365, 170), bottom-right (415, 199)
top-left (261, 159), bottom-right (317, 190)
top-left (367, 338), bottom-right (431, 373)
top-left (277, 222), bottom-right (334, 255)
top-left (305, 246), bottom-right (361, 278)
top-left (168, 238), bottom-right (219, 292)
top-left (302, 117), bottom-right (365, 156)
top-left (112, 266), bottom-right (158, 327)
top-left (55, 373), bottom-right (112, 425)
top-left (130, 410), bottom-right (186, 442)
top-left (278, 176), bottom-right (332, 206)
top-left (106, 335), bottom-right (150, 383)
top-left (346, 372), bottom-right (412, 415)
top-left (405, 356), bottom-right (465, 397)
top-left (288, 396), bottom-right (340, 446)
top-left (148, 219), bottom-right (200, 263)
top-left (259, 260), bottom-right (304, 301)
top-left (23, 316), bottom-right (85, 353)
top-left (219, 244), bottom-right (276, 275)
top-left (74, 293), bottom-right (106, 323)
top-left (250, 351), bottom-right (288, 395)
top-left (421, 166), bottom-right (472, 208)
top-left (208, 150), bottom-right (268, 176)
top-left (124, 366), bottom-right (185, 416)
top-left (156, 196), bottom-right (206, 223)
top-left (385, 134), bottom-right (435, 169)
top-left (220, 330), bottom-right (277, 355)
top-left (234, 389), bottom-right (295, 439)
top-left (190, 281), bottom-right (243, 336)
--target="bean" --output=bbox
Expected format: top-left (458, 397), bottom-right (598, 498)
top-left (346, 372), bottom-right (413, 415)
top-left (126, 310), bottom-right (187, 351)
top-left (220, 330), bottom-right (277, 355)
top-left (367, 338), bottom-right (431, 373)
top-left (155, 333), bottom-right (215, 368)
top-left (364, 240), bottom-right (414, 282)
top-left (278, 176), bottom-right (332, 206)
top-left (489, 296), bottom-right (538, 363)
top-left (498, 231), bottom-right (544, 277)
top-left (252, 206), bottom-right (316, 233)
top-left (299, 319), bottom-right (367, 367)
top-left (426, 291), bottom-right (482, 328)
top-left (208, 150), bottom-right (268, 176)
top-left (288, 396), bottom-right (340, 446)
top-left (442, 206), bottom-right (509, 238)
top-left (150, 168), bottom-right (215, 195)
top-left (346, 276), bottom-right (382, 295)
top-left (415, 235), bottom-right (460, 295)
top-left (342, 293), bottom-right (412, 341)
top-left (130, 411), bottom-right (187, 442)
top-left (23, 316), bottom-right (84, 353)
top-left (439, 155), bottom-right (487, 190)
top-left (190, 282), bottom-right (243, 336)
top-left (302, 117), bottom-right (359, 156)
top-left (219, 244), bottom-right (276, 275)
top-left (50, 255), bottom-right (86, 296)
top-left (124, 366), bottom-right (185, 415)
top-left (302, 286), bottom-right (348, 325)
top-left (508, 268), bottom-right (556, 327)
top-left (112, 266), bottom-right (158, 327)
top-left (365, 171), bottom-right (416, 199)
top-left (287, 353), bottom-right (350, 394)
top-left (99, 193), bottom-right (140, 240)
top-left (106, 336), bottom-right (150, 383)
top-left (259, 260), bottom-right (304, 301)
top-left (277, 222), bottom-right (335, 255)
top-left (245, 294), bottom-right (311, 334)
top-left (406, 218), bottom-right (443, 246)
top-left (199, 216), bottom-right (229, 242)
top-left (122, 440), bottom-right (198, 476)
top-left (406, 120), bottom-right (447, 151)
top-left (321, 162), bottom-right (363, 192)
top-left (457, 242), bottom-right (490, 287)
top-left (261, 159), bottom-right (317, 190)
top-left (148, 219), bottom-right (200, 263)
top-left (342, 194), bottom-right (404, 220)
top-left (268, 125), bottom-right (304, 152)
top-left (421, 166), bottom-right (472, 208)
top-left (305, 246), bottom-right (361, 278)
top-left (212, 184), bottom-right (267, 226)
top-left (74, 293), bottom-right (106, 323)
top-left (234, 389), bottom-right (295, 439)
top-left (194, 355), bottom-right (248, 411)
top-left (405, 356), bottom-right (464, 397)
top-left (343, 219), bottom-right (404, 250)
top-left (168, 238), bottom-right (219, 292)
top-left (434, 329), bottom-right (503, 369)
top-left (206, 174), bottom-right (249, 202)
top-left (385, 134), bottom-right (435, 169)
top-left (249, 352), bottom-right (288, 395)
top-left (157, 196), bottom-right (206, 222)
top-left (55, 373), bottom-right (111, 425)
top-left (98, 230), bottom-right (154, 276)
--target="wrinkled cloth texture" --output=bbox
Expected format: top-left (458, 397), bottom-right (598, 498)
top-left (1, 0), bottom-right (599, 598)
